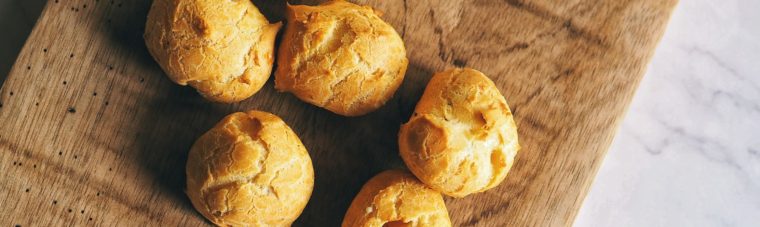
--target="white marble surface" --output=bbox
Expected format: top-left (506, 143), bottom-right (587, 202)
top-left (575, 0), bottom-right (760, 226)
top-left (1, 0), bottom-right (758, 226)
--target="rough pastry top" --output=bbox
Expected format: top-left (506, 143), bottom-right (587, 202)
top-left (399, 68), bottom-right (520, 198)
top-left (145, 0), bottom-right (281, 102)
top-left (275, 0), bottom-right (408, 116)
top-left (186, 111), bottom-right (314, 226)
top-left (342, 170), bottom-right (451, 227)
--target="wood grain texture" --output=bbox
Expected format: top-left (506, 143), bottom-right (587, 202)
top-left (0, 0), bottom-right (677, 226)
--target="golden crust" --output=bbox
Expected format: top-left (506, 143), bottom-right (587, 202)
top-left (186, 111), bottom-right (314, 226)
top-left (275, 0), bottom-right (408, 116)
top-left (342, 170), bottom-right (451, 227)
top-left (398, 68), bottom-right (520, 198)
top-left (144, 0), bottom-right (281, 103)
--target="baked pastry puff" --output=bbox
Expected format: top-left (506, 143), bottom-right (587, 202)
top-left (342, 170), bottom-right (451, 227)
top-left (398, 68), bottom-right (520, 198)
top-left (144, 0), bottom-right (281, 103)
top-left (275, 0), bottom-right (409, 116)
top-left (186, 111), bottom-right (314, 226)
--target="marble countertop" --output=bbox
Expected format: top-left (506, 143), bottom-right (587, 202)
top-left (575, 0), bottom-right (760, 226)
top-left (1, 0), bottom-right (757, 226)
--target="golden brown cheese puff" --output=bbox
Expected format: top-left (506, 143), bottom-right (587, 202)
top-left (342, 170), bottom-right (451, 227)
top-left (275, 1), bottom-right (409, 116)
top-left (398, 68), bottom-right (520, 198)
top-left (186, 111), bottom-right (314, 226)
top-left (144, 0), bottom-right (281, 103)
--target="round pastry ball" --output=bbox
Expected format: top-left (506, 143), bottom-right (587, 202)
top-left (398, 68), bottom-right (520, 198)
top-left (275, 1), bottom-right (409, 116)
top-left (342, 170), bottom-right (451, 227)
top-left (186, 111), bottom-right (314, 226)
top-left (144, 0), bottom-right (281, 103)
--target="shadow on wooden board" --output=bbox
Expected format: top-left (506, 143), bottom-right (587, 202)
top-left (0, 0), bottom-right (47, 82)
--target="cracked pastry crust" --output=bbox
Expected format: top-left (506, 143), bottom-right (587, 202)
top-left (398, 68), bottom-right (520, 198)
top-left (342, 170), bottom-right (451, 227)
top-left (274, 0), bottom-right (408, 116)
top-left (186, 111), bottom-right (314, 226)
top-left (144, 0), bottom-right (281, 103)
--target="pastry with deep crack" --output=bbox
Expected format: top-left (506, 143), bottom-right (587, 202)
top-left (144, 0), bottom-right (281, 102)
top-left (398, 68), bottom-right (520, 198)
top-left (186, 111), bottom-right (314, 226)
top-left (342, 170), bottom-right (451, 227)
top-left (275, 0), bottom-right (408, 116)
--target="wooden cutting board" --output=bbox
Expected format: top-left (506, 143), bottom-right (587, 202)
top-left (0, 0), bottom-right (677, 226)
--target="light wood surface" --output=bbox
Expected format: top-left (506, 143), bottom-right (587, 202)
top-left (0, 0), bottom-right (677, 226)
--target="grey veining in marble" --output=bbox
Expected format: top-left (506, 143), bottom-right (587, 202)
top-left (576, 0), bottom-right (760, 226)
